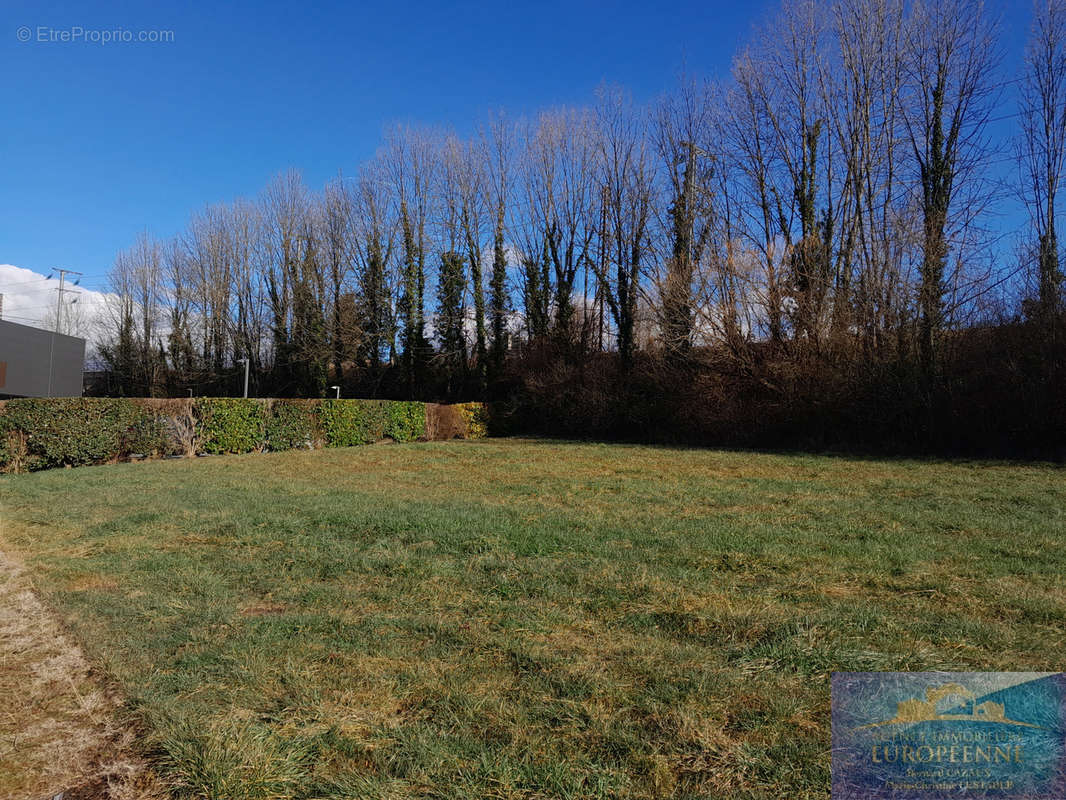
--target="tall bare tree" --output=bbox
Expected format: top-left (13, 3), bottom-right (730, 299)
top-left (523, 108), bottom-right (600, 341)
top-left (654, 75), bottom-right (716, 357)
top-left (900, 0), bottom-right (1000, 371)
top-left (729, 52), bottom-right (787, 344)
top-left (830, 0), bottom-right (909, 353)
top-left (1020, 0), bottom-right (1066, 319)
top-left (100, 232), bottom-right (166, 395)
top-left (595, 86), bottom-right (655, 363)
top-left (482, 113), bottom-right (515, 368)
top-left (321, 179), bottom-right (357, 381)
top-left (351, 161), bottom-right (396, 373)
top-left (261, 171), bottom-right (301, 388)
top-left (386, 125), bottom-right (437, 390)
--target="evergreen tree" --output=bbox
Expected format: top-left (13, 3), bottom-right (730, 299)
top-left (356, 236), bottom-right (392, 370)
top-left (437, 251), bottom-right (467, 395)
top-left (398, 200), bottom-right (428, 394)
top-left (489, 215), bottom-right (510, 369)
top-left (522, 239), bottom-right (552, 341)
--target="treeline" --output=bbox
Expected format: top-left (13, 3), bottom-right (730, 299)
top-left (96, 0), bottom-right (1066, 454)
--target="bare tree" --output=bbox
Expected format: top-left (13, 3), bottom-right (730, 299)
top-left (830, 0), bottom-right (910, 353)
top-left (899, 0), bottom-right (1000, 371)
top-left (482, 112), bottom-right (515, 368)
top-left (230, 199), bottom-right (266, 383)
top-left (595, 85), bottom-right (655, 363)
top-left (164, 236), bottom-right (197, 390)
top-left (690, 124), bottom-right (756, 357)
top-left (321, 178), bottom-right (357, 381)
top-left (728, 52), bottom-right (787, 344)
top-left (351, 160), bottom-right (396, 373)
top-left (185, 204), bottom-right (234, 384)
top-left (260, 170), bottom-right (314, 392)
top-left (654, 75), bottom-right (716, 357)
top-left (385, 125), bottom-right (437, 390)
top-left (523, 108), bottom-right (600, 342)
top-left (760, 0), bottom-right (835, 347)
top-left (1020, 0), bottom-right (1066, 319)
top-left (100, 232), bottom-right (165, 395)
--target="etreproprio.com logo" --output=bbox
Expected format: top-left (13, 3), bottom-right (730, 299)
top-left (16, 25), bottom-right (175, 44)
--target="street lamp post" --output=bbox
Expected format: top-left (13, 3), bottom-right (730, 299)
top-left (237, 358), bottom-right (249, 398)
top-left (330, 385), bottom-right (341, 399)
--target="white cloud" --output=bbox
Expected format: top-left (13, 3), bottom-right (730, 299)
top-left (0, 264), bottom-right (112, 348)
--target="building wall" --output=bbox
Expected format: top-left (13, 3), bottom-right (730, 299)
top-left (0, 319), bottom-right (86, 397)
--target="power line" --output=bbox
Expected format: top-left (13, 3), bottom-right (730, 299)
top-left (47, 268), bottom-right (82, 397)
top-left (0, 278), bottom-right (54, 289)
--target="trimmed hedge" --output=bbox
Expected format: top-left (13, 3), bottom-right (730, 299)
top-left (196, 398), bottom-right (267, 454)
top-left (454, 402), bottom-right (489, 440)
top-left (0, 398), bottom-right (486, 473)
top-left (320, 399), bottom-right (384, 447)
top-left (0, 398), bottom-right (164, 471)
top-left (384, 401), bottom-right (426, 443)
top-left (265, 400), bottom-right (318, 451)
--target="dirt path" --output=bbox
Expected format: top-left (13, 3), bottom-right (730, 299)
top-left (0, 548), bottom-right (164, 800)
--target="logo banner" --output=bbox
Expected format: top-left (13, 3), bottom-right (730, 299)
top-left (831, 672), bottom-right (1066, 799)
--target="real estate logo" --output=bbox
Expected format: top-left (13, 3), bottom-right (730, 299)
top-left (831, 672), bottom-right (1066, 799)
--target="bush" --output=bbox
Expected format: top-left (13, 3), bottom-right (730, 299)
top-left (0, 398), bottom-right (163, 471)
top-left (425, 404), bottom-right (463, 440)
top-left (265, 401), bottom-right (318, 451)
top-left (453, 402), bottom-right (488, 439)
top-left (145, 398), bottom-right (198, 456)
top-left (1, 429), bottom-right (28, 473)
top-left (319, 400), bottom-right (380, 447)
top-left (196, 399), bottom-right (266, 454)
top-left (384, 401), bottom-right (426, 443)
top-left (0, 397), bottom-right (483, 472)
top-left (320, 400), bottom-right (427, 446)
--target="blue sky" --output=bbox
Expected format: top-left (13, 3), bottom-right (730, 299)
top-left (0, 0), bottom-right (1033, 302)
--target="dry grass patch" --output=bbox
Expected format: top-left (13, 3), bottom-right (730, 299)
top-left (0, 549), bottom-right (164, 800)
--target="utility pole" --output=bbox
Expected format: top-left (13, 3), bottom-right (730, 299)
top-left (53, 269), bottom-right (83, 334)
top-left (47, 269), bottom-right (82, 398)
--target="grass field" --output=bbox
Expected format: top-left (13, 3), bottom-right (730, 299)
top-left (1, 439), bottom-right (1064, 799)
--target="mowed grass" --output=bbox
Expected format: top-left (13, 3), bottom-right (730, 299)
top-left (1, 439), bottom-right (1064, 799)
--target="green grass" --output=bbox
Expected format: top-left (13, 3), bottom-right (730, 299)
top-left (1, 439), bottom-right (1064, 799)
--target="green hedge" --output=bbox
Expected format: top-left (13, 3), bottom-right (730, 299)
top-left (0, 398), bottom-right (164, 471)
top-left (0, 398), bottom-right (482, 473)
top-left (385, 401), bottom-right (426, 443)
top-left (320, 400), bottom-right (383, 447)
top-left (454, 402), bottom-right (489, 439)
top-left (319, 400), bottom-right (426, 446)
top-left (196, 399), bottom-right (267, 454)
top-left (265, 400), bottom-right (317, 451)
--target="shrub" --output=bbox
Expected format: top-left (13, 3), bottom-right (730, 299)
top-left (0, 397), bottom-right (482, 472)
top-left (147, 398), bottom-right (199, 456)
top-left (319, 400), bottom-right (380, 447)
top-left (265, 401), bottom-right (318, 451)
top-left (319, 400), bottom-right (427, 446)
top-left (1, 430), bottom-right (28, 474)
top-left (384, 401), bottom-right (426, 443)
top-left (454, 402), bottom-right (488, 439)
top-left (0, 398), bottom-right (163, 471)
top-left (128, 416), bottom-right (167, 456)
top-left (196, 399), bottom-right (266, 454)
top-left (425, 404), bottom-right (464, 440)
